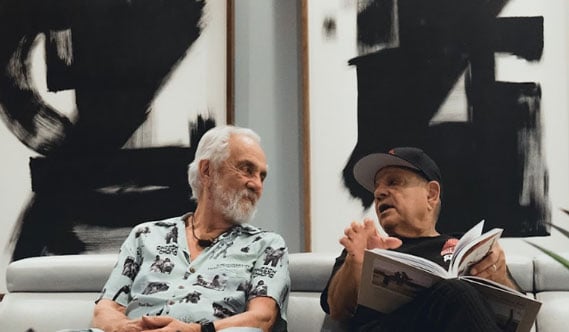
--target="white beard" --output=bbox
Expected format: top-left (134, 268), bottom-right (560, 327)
top-left (212, 177), bottom-right (258, 224)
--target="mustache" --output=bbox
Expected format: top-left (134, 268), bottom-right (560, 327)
top-left (238, 189), bottom-right (258, 203)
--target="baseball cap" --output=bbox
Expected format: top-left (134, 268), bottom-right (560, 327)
top-left (353, 147), bottom-right (442, 193)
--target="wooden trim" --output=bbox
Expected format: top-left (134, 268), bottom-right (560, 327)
top-left (300, 0), bottom-right (311, 252)
top-left (226, 0), bottom-right (235, 125)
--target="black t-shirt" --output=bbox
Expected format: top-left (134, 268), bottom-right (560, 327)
top-left (320, 234), bottom-right (460, 328)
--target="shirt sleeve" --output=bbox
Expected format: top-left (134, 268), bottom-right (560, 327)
top-left (249, 232), bottom-right (291, 321)
top-left (98, 225), bottom-right (143, 307)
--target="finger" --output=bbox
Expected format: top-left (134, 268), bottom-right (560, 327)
top-left (363, 218), bottom-right (375, 230)
top-left (383, 236), bottom-right (403, 249)
top-left (339, 236), bottom-right (350, 247)
top-left (471, 258), bottom-right (500, 276)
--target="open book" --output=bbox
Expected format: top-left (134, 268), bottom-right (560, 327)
top-left (358, 220), bottom-right (541, 332)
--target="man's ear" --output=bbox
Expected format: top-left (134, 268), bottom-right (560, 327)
top-left (199, 159), bottom-right (211, 184)
top-left (426, 181), bottom-right (441, 210)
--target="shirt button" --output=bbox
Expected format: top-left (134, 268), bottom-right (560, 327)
top-left (189, 267), bottom-right (196, 273)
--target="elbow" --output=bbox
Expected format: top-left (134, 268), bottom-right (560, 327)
top-left (328, 306), bottom-right (353, 322)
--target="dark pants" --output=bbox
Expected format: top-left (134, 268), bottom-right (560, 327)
top-left (359, 279), bottom-right (503, 332)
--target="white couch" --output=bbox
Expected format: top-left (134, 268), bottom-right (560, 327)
top-left (0, 252), bottom-right (568, 332)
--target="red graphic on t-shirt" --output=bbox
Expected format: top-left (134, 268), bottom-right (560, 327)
top-left (441, 238), bottom-right (458, 256)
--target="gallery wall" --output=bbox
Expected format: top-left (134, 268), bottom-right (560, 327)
top-left (305, 0), bottom-right (569, 256)
top-left (1, 0), bottom-right (568, 294)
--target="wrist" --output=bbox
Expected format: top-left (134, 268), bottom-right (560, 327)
top-left (200, 321), bottom-right (216, 332)
top-left (344, 252), bottom-right (364, 266)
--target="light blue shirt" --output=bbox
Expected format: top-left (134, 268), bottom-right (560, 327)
top-left (99, 214), bottom-right (290, 325)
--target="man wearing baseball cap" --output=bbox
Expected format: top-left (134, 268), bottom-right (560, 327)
top-left (320, 147), bottom-right (520, 331)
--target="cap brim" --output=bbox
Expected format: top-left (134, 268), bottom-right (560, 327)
top-left (353, 153), bottom-right (419, 193)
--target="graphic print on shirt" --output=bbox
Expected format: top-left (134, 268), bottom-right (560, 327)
top-left (135, 226), bottom-right (151, 238)
top-left (122, 256), bottom-right (141, 280)
top-left (441, 238), bottom-right (459, 263)
top-left (263, 246), bottom-right (286, 267)
top-left (250, 280), bottom-right (268, 296)
top-left (155, 221), bottom-right (177, 228)
top-left (179, 290), bottom-right (202, 303)
top-left (165, 226), bottom-right (178, 244)
top-left (112, 285), bottom-right (131, 301)
top-left (193, 273), bottom-right (228, 291)
top-left (240, 235), bottom-right (263, 253)
top-left (237, 280), bottom-right (252, 296)
top-left (142, 281), bottom-right (170, 295)
top-left (279, 284), bottom-right (289, 306)
top-left (211, 229), bottom-right (238, 259)
top-left (212, 301), bottom-right (238, 318)
top-left (150, 254), bottom-right (175, 274)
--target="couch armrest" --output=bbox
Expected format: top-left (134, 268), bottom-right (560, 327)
top-left (534, 253), bottom-right (569, 292)
top-left (506, 255), bottom-right (534, 293)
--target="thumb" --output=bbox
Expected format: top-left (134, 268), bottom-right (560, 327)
top-left (141, 315), bottom-right (172, 328)
top-left (383, 236), bottom-right (403, 249)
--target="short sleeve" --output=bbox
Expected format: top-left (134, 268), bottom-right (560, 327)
top-left (98, 225), bottom-right (143, 306)
top-left (249, 233), bottom-right (290, 321)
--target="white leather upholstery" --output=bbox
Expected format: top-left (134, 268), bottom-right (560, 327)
top-left (1, 252), bottom-right (568, 332)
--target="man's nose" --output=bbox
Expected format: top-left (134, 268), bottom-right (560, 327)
top-left (247, 174), bottom-right (263, 194)
top-left (374, 184), bottom-right (388, 198)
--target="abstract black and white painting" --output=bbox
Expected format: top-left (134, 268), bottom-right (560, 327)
top-left (0, 0), bottom-right (230, 286)
top-left (305, 0), bottom-right (568, 252)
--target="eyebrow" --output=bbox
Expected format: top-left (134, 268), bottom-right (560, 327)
top-left (238, 160), bottom-right (267, 178)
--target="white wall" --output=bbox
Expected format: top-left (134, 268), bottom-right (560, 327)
top-left (233, 0), bottom-right (304, 252)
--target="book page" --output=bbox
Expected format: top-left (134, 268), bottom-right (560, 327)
top-left (359, 250), bottom-right (444, 313)
top-left (368, 249), bottom-right (449, 277)
top-left (452, 219), bottom-right (485, 256)
top-left (450, 228), bottom-right (503, 276)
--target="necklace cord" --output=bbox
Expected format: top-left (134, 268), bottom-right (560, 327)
top-left (191, 215), bottom-right (214, 248)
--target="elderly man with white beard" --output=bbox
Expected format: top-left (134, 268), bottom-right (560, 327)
top-left (87, 126), bottom-right (290, 332)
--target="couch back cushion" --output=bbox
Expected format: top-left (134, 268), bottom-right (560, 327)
top-left (6, 254), bottom-right (116, 292)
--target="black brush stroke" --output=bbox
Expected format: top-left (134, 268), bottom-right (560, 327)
top-left (344, 0), bottom-right (548, 237)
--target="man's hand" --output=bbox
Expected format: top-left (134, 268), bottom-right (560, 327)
top-left (328, 219), bottom-right (401, 320)
top-left (469, 242), bottom-right (519, 290)
top-left (109, 319), bottom-right (146, 332)
top-left (340, 219), bottom-right (402, 264)
top-left (140, 316), bottom-right (201, 332)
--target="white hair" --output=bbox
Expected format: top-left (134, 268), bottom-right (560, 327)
top-left (188, 125), bottom-right (261, 201)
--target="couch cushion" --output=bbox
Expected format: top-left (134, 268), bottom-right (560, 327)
top-left (533, 253), bottom-right (569, 292)
top-left (6, 254), bottom-right (117, 292)
top-left (288, 292), bottom-right (348, 332)
top-left (289, 252), bottom-right (335, 292)
top-left (535, 291), bottom-right (569, 332)
top-left (0, 292), bottom-right (98, 332)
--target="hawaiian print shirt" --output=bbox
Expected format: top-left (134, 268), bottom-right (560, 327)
top-left (98, 213), bottom-right (290, 325)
